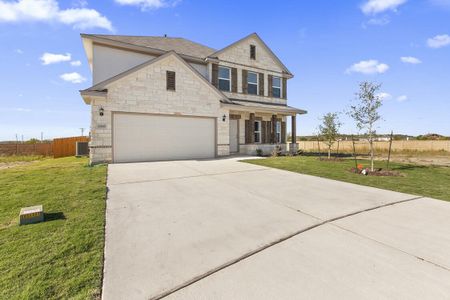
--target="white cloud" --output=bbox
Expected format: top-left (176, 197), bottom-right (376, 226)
top-left (361, 0), bottom-right (407, 14)
top-left (60, 72), bottom-right (86, 83)
top-left (115, 0), bottom-right (179, 10)
top-left (15, 48), bottom-right (24, 54)
top-left (58, 8), bottom-right (113, 30)
top-left (400, 56), bottom-right (422, 64)
top-left (0, 0), bottom-right (113, 31)
top-left (427, 34), bottom-right (450, 48)
top-left (346, 59), bottom-right (389, 74)
top-left (377, 92), bottom-right (392, 100)
top-left (40, 52), bottom-right (71, 65)
top-left (366, 16), bottom-right (390, 26)
top-left (397, 95), bottom-right (408, 102)
top-left (70, 60), bottom-right (81, 66)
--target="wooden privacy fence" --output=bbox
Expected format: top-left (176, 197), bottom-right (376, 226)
top-left (297, 140), bottom-right (450, 153)
top-left (53, 136), bottom-right (90, 158)
top-left (0, 143), bottom-right (53, 156)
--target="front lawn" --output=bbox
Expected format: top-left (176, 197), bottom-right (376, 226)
top-left (245, 156), bottom-right (450, 201)
top-left (0, 157), bottom-right (107, 299)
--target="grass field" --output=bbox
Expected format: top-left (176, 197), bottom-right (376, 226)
top-left (245, 156), bottom-right (450, 201)
top-left (0, 157), bottom-right (107, 299)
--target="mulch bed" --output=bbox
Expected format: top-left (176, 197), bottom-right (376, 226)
top-left (349, 167), bottom-right (404, 177)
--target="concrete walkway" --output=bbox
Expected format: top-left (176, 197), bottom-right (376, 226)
top-left (104, 157), bottom-right (450, 300)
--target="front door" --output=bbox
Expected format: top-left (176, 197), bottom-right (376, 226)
top-left (229, 119), bottom-right (239, 153)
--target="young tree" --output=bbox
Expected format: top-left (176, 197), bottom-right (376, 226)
top-left (318, 112), bottom-right (341, 159)
top-left (349, 81), bottom-right (383, 171)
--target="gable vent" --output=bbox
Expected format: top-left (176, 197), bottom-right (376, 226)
top-left (250, 44), bottom-right (256, 60)
top-left (166, 71), bottom-right (176, 91)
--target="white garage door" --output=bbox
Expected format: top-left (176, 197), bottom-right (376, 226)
top-left (113, 113), bottom-right (216, 163)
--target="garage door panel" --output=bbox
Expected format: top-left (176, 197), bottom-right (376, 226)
top-left (113, 113), bottom-right (215, 163)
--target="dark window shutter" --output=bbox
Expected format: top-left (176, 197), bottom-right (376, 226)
top-left (267, 122), bottom-right (272, 143)
top-left (281, 121), bottom-right (286, 143)
top-left (211, 64), bottom-right (219, 88)
top-left (245, 120), bottom-right (250, 144)
top-left (282, 78), bottom-right (287, 99)
top-left (166, 71), bottom-right (176, 90)
top-left (268, 75), bottom-right (273, 97)
top-left (250, 45), bottom-right (256, 59)
top-left (261, 121), bottom-right (267, 143)
top-left (271, 115), bottom-right (277, 143)
top-left (242, 69), bottom-right (248, 94)
top-left (259, 73), bottom-right (264, 96)
top-left (231, 67), bottom-right (237, 93)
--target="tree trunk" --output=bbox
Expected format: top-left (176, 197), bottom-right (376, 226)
top-left (328, 147), bottom-right (331, 159)
top-left (370, 139), bottom-right (374, 171)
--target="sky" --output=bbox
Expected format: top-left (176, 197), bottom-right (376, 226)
top-left (0, 0), bottom-right (449, 141)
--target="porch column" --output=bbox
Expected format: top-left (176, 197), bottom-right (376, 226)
top-left (290, 114), bottom-right (298, 153)
top-left (249, 113), bottom-right (255, 143)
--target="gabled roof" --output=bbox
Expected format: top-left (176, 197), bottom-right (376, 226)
top-left (207, 33), bottom-right (293, 76)
top-left (81, 34), bottom-right (216, 59)
top-left (80, 51), bottom-right (230, 105)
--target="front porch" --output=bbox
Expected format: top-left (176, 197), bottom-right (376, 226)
top-left (223, 100), bottom-right (306, 156)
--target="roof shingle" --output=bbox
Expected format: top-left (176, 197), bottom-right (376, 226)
top-left (84, 34), bottom-right (216, 59)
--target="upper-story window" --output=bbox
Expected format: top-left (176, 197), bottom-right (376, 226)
top-left (272, 76), bottom-right (281, 98)
top-left (247, 72), bottom-right (258, 95)
top-left (250, 45), bottom-right (256, 60)
top-left (218, 66), bottom-right (231, 92)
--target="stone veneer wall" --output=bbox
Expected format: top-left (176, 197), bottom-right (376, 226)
top-left (212, 35), bottom-right (288, 104)
top-left (90, 54), bottom-right (229, 163)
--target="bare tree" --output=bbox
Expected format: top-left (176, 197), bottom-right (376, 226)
top-left (349, 81), bottom-right (383, 171)
top-left (318, 112), bottom-right (341, 159)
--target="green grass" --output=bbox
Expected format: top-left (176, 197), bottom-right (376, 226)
top-left (245, 156), bottom-right (450, 201)
top-left (0, 155), bottom-right (45, 163)
top-left (0, 157), bottom-right (107, 299)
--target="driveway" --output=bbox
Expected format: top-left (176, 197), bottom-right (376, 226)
top-left (104, 157), bottom-right (450, 300)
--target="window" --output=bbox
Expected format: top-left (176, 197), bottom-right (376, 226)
top-left (254, 120), bottom-right (261, 143)
top-left (276, 121), bottom-right (281, 143)
top-left (272, 76), bottom-right (281, 98)
top-left (218, 66), bottom-right (231, 92)
top-left (250, 45), bottom-right (256, 60)
top-left (247, 72), bottom-right (258, 95)
top-left (166, 71), bottom-right (175, 90)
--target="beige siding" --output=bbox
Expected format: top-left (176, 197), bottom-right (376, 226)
top-left (93, 44), bottom-right (156, 84)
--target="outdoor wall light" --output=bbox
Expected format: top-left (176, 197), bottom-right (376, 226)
top-left (222, 114), bottom-right (226, 122)
top-left (99, 107), bottom-right (104, 117)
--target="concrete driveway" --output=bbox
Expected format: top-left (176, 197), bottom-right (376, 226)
top-left (104, 157), bottom-right (450, 300)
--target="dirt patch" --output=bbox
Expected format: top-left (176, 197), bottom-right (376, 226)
top-left (365, 155), bottom-right (450, 167)
top-left (0, 161), bottom-right (35, 170)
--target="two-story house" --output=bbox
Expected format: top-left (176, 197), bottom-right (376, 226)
top-left (79, 33), bottom-right (306, 164)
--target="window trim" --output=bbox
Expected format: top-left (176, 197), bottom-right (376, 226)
top-left (247, 71), bottom-right (258, 95)
top-left (276, 121), bottom-right (281, 143)
top-left (218, 66), bottom-right (231, 92)
top-left (272, 76), bottom-right (282, 98)
top-left (254, 120), bottom-right (262, 143)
